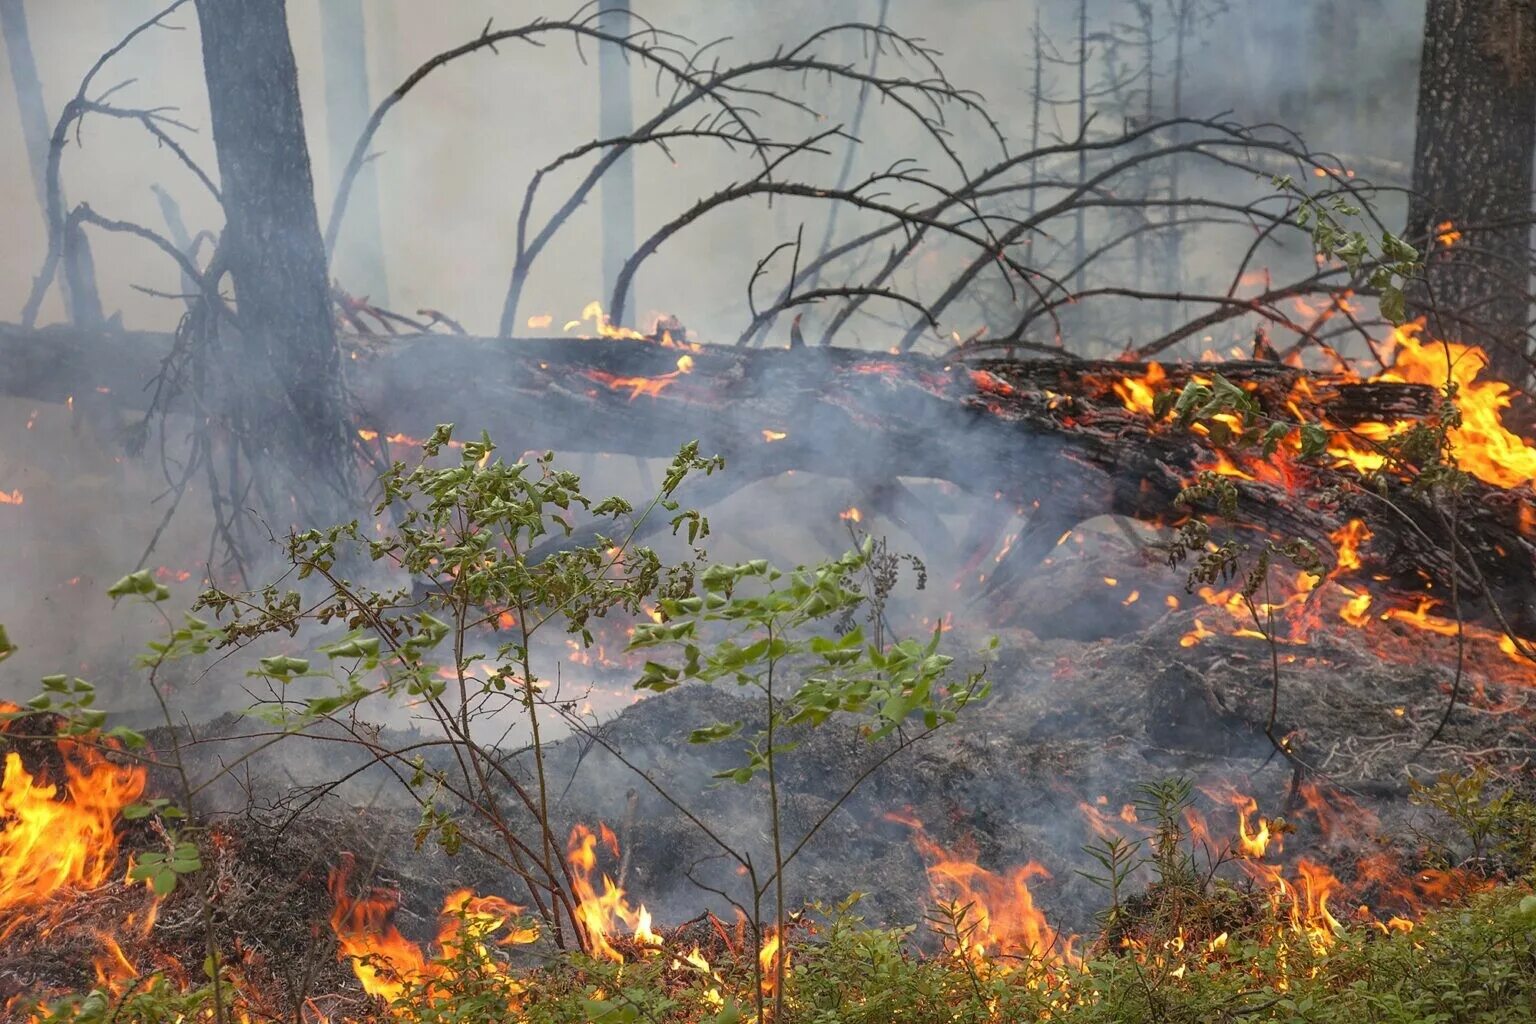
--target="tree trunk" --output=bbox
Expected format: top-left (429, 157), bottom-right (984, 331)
top-left (194, 0), bottom-right (356, 525)
top-left (1405, 0), bottom-right (1536, 388)
top-left (600, 0), bottom-right (636, 321)
top-left (2, 0), bottom-right (103, 328)
top-left (319, 0), bottom-right (389, 304)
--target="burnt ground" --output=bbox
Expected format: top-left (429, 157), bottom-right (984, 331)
top-left (5, 569), bottom-right (1534, 1016)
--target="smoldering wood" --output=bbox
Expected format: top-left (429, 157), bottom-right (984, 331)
top-left (2, 321), bottom-right (1531, 641)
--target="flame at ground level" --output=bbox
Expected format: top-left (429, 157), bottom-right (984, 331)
top-left (1, 718), bottom-right (147, 944)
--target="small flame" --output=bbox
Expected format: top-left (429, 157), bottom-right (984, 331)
top-left (761, 429), bottom-right (788, 443)
top-left (840, 506), bottom-right (862, 523)
top-left (1111, 362), bottom-right (1166, 415)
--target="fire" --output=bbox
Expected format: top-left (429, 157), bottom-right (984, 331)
top-left (1370, 322), bottom-right (1536, 489)
top-left (567, 822), bottom-right (662, 961)
top-left (583, 352), bottom-right (696, 401)
top-left (761, 429), bottom-right (788, 442)
top-left (1329, 519), bottom-right (1371, 572)
top-left (563, 302), bottom-right (700, 350)
top-left (328, 858), bottom-right (433, 1005)
top-left (1111, 361), bottom-right (1166, 415)
top-left (840, 506), bottom-right (862, 523)
top-left (1339, 588), bottom-right (1373, 627)
top-left (1180, 617), bottom-right (1215, 647)
top-left (1434, 220), bottom-right (1461, 248)
top-left (887, 812), bottom-right (1067, 967)
top-left (328, 856), bottom-right (537, 1011)
top-left (527, 314), bottom-right (554, 329)
top-left (0, 728), bottom-right (147, 943)
top-left (0, 489), bottom-right (21, 506)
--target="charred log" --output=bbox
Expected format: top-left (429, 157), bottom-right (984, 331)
top-left (1, 323), bottom-right (1532, 640)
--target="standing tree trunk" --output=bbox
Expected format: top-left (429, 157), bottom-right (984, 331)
top-left (195, 0), bottom-right (356, 527)
top-left (1405, 0), bottom-right (1536, 389)
top-left (600, 0), bottom-right (636, 322)
top-left (319, 0), bottom-right (389, 304)
top-left (2, 0), bottom-right (103, 327)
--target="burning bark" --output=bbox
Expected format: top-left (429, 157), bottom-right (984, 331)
top-left (2, 319), bottom-right (1533, 654)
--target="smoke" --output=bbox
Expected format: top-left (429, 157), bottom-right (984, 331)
top-left (0, 0), bottom-right (1454, 945)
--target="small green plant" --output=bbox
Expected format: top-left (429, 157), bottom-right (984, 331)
top-left (620, 540), bottom-right (993, 1020)
top-left (1410, 768), bottom-right (1536, 876)
top-left (1273, 173), bottom-right (1420, 325)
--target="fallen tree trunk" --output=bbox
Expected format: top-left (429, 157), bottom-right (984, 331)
top-left (1, 322), bottom-right (1532, 638)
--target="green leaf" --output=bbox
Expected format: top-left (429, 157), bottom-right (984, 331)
top-left (1379, 286), bottom-right (1407, 326)
top-left (0, 624), bottom-right (14, 663)
top-left (688, 721), bottom-right (743, 744)
top-left (255, 655), bottom-right (311, 681)
top-left (1298, 422), bottom-right (1329, 459)
top-left (107, 570), bottom-right (160, 599)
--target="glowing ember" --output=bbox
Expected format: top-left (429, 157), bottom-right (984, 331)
top-left (1434, 220), bottom-right (1461, 247)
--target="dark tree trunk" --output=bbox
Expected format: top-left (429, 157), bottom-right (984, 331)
top-left (194, 0), bottom-right (356, 525)
top-left (2, 0), bottom-right (103, 328)
top-left (1405, 0), bottom-right (1536, 388)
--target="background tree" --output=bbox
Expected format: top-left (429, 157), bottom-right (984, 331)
top-left (319, 0), bottom-right (388, 304)
top-left (1, 0), bottom-right (103, 327)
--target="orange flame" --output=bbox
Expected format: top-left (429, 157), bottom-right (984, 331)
top-left (1371, 322), bottom-right (1536, 489)
top-left (0, 730), bottom-right (147, 943)
top-left (327, 855), bottom-right (537, 1010)
top-left (1111, 362), bottom-right (1166, 415)
top-left (567, 823), bottom-right (662, 962)
top-left (887, 812), bottom-right (1068, 967)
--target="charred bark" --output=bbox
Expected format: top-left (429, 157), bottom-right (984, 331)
top-left (1405, 0), bottom-right (1536, 388)
top-left (194, 0), bottom-right (357, 525)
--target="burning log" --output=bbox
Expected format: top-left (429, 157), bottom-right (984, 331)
top-left (1, 321), bottom-right (1533, 650)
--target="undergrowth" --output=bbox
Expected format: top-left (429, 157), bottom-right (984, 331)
top-left (7, 429), bottom-right (1536, 1024)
